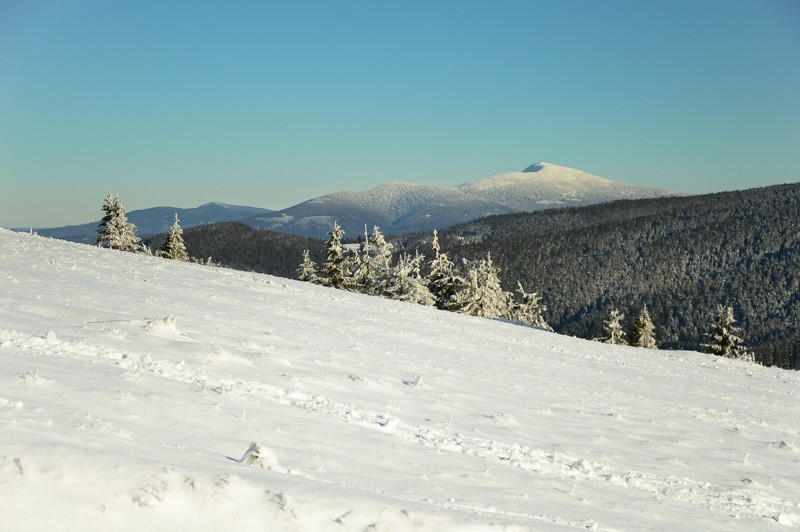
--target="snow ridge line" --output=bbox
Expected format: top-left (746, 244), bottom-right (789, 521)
top-left (2, 329), bottom-right (798, 523)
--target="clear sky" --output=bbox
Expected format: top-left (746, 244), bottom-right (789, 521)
top-left (1, 0), bottom-right (798, 228)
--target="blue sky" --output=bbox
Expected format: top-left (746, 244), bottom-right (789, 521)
top-left (1, 0), bottom-right (798, 227)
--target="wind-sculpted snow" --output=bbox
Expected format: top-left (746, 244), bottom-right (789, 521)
top-left (1, 228), bottom-right (799, 530)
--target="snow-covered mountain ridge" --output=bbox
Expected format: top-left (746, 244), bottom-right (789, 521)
top-left (456, 162), bottom-right (663, 211)
top-left (1, 229), bottom-right (798, 530)
top-left (246, 162), bottom-right (679, 238)
top-left (20, 163), bottom-right (678, 242)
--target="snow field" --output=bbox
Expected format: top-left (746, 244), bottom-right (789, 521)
top-left (1, 228), bottom-right (799, 530)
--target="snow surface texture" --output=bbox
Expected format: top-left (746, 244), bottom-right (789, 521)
top-left (1, 228), bottom-right (799, 531)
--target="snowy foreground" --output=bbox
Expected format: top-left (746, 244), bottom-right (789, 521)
top-left (1, 229), bottom-right (799, 531)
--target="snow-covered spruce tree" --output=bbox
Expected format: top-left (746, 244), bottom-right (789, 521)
top-left (321, 222), bottom-right (355, 290)
top-left (351, 225), bottom-right (376, 293)
top-left (385, 251), bottom-right (434, 306)
top-left (511, 282), bottom-right (553, 331)
top-left (701, 305), bottom-right (752, 361)
top-left (598, 308), bottom-right (628, 345)
top-left (96, 193), bottom-right (143, 252)
top-left (427, 230), bottom-right (468, 312)
top-left (629, 304), bottom-right (657, 349)
top-left (364, 225), bottom-right (394, 296)
top-left (158, 214), bottom-right (189, 261)
top-left (459, 253), bottom-right (511, 319)
top-left (297, 249), bottom-right (319, 283)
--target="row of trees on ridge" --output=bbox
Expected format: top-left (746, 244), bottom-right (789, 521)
top-left (596, 304), bottom-right (750, 360)
top-left (298, 223), bottom-right (552, 330)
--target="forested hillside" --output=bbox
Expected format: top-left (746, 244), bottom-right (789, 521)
top-left (426, 183), bottom-right (800, 368)
top-left (145, 222), bottom-right (325, 279)
top-left (149, 184), bottom-right (800, 369)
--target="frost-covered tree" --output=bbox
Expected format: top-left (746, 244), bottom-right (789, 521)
top-left (385, 251), bottom-right (434, 306)
top-left (347, 225), bottom-right (396, 296)
top-left (701, 305), bottom-right (751, 360)
top-left (511, 282), bottom-right (552, 331)
top-left (629, 305), bottom-right (657, 349)
top-left (297, 249), bottom-right (320, 283)
top-left (321, 222), bottom-right (354, 290)
top-left (351, 225), bottom-right (374, 292)
top-left (96, 193), bottom-right (142, 252)
top-left (367, 225), bottom-right (394, 296)
top-left (460, 253), bottom-right (511, 318)
top-left (427, 230), bottom-right (467, 312)
top-left (599, 308), bottom-right (628, 345)
top-left (158, 214), bottom-right (189, 261)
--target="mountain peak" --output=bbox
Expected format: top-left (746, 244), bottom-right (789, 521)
top-left (522, 162), bottom-right (546, 173)
top-left (456, 162), bottom-right (677, 212)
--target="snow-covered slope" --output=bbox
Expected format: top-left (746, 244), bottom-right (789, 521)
top-left (246, 162), bottom-right (679, 238)
top-left (457, 162), bottom-right (676, 211)
top-left (2, 229), bottom-right (799, 531)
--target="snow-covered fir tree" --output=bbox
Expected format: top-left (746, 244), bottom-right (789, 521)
top-left (321, 222), bottom-right (354, 290)
top-left (297, 249), bottom-right (319, 283)
top-left (599, 308), bottom-right (628, 345)
top-left (364, 225), bottom-right (394, 296)
top-left (96, 193), bottom-right (143, 252)
top-left (511, 282), bottom-right (553, 331)
top-left (351, 226), bottom-right (374, 292)
top-left (701, 305), bottom-right (752, 360)
top-left (460, 253), bottom-right (511, 319)
top-left (158, 214), bottom-right (189, 261)
top-left (629, 305), bottom-right (657, 349)
top-left (385, 251), bottom-right (434, 306)
top-left (427, 230), bottom-right (467, 312)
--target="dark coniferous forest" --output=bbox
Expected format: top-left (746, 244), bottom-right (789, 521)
top-left (148, 183), bottom-right (799, 369)
top-left (420, 183), bottom-right (799, 368)
top-left (145, 222), bottom-right (326, 280)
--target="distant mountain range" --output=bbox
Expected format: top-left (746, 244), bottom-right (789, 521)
top-left (21, 162), bottom-right (678, 242)
top-left (243, 162), bottom-right (678, 238)
top-left (28, 203), bottom-right (273, 244)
